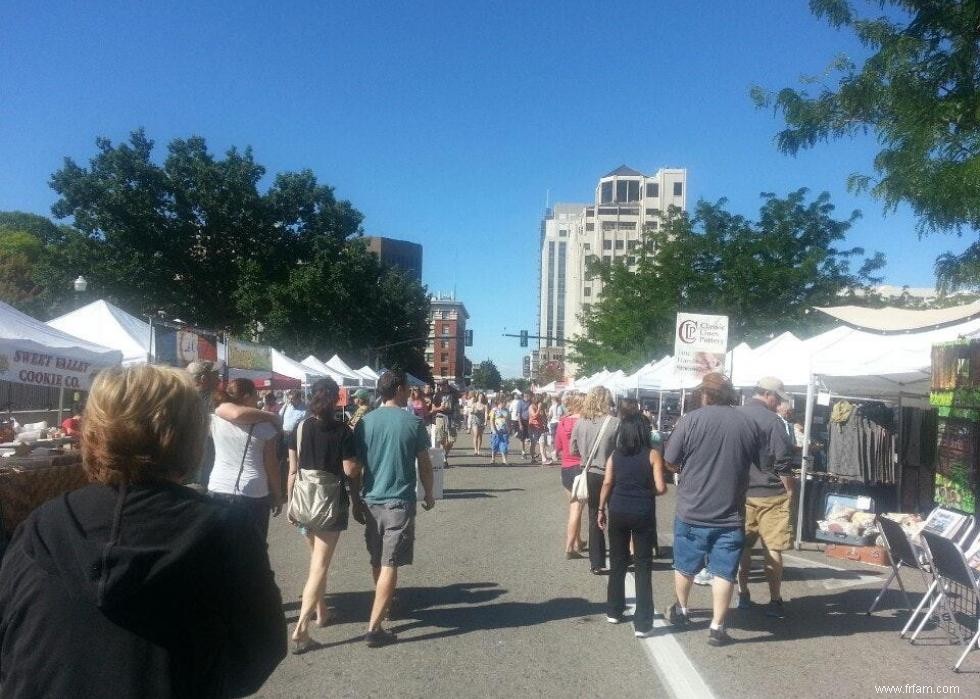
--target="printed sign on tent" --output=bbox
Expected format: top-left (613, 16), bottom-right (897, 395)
top-left (154, 327), bottom-right (218, 367)
top-left (0, 347), bottom-right (103, 390)
top-left (674, 312), bottom-right (729, 382)
top-left (227, 338), bottom-right (273, 372)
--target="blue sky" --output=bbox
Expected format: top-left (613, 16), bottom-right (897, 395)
top-left (2, 1), bottom-right (972, 377)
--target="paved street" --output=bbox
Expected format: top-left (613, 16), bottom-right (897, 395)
top-left (259, 433), bottom-right (979, 698)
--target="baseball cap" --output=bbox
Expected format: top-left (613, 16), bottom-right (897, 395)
top-left (186, 360), bottom-right (217, 378)
top-left (756, 376), bottom-right (790, 402)
top-left (354, 388), bottom-right (371, 401)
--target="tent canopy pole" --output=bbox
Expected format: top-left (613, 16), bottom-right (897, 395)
top-left (657, 391), bottom-right (664, 432)
top-left (795, 374), bottom-right (817, 550)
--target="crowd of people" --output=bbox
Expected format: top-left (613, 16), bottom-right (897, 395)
top-left (0, 364), bottom-right (436, 695)
top-left (0, 361), bottom-right (801, 694)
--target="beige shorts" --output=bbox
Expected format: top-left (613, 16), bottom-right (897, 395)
top-left (744, 492), bottom-right (793, 552)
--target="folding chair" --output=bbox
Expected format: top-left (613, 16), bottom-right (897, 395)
top-left (920, 531), bottom-right (980, 671)
top-left (867, 515), bottom-right (925, 615)
top-left (903, 518), bottom-right (975, 643)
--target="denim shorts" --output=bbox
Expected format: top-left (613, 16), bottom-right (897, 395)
top-left (672, 518), bottom-right (745, 583)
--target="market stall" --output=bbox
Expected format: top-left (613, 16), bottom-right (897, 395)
top-left (47, 299), bottom-right (151, 366)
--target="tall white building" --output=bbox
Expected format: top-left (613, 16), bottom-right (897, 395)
top-left (538, 165), bottom-right (688, 378)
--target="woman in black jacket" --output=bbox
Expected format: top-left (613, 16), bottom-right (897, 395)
top-left (0, 364), bottom-right (287, 698)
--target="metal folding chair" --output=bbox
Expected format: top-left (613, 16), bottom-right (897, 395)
top-left (920, 531), bottom-right (980, 672)
top-left (867, 515), bottom-right (926, 615)
top-left (903, 518), bottom-right (975, 643)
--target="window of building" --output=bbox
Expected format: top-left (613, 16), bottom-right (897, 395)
top-left (441, 353), bottom-right (448, 363)
top-left (441, 310), bottom-right (449, 319)
top-left (615, 240), bottom-right (624, 250)
top-left (585, 223), bottom-right (594, 231)
top-left (673, 181), bottom-right (683, 196)
top-left (602, 239), bottom-right (612, 250)
top-left (627, 256), bottom-right (636, 266)
top-left (600, 181), bottom-right (613, 203)
top-left (585, 207), bottom-right (594, 217)
top-left (546, 241), bottom-right (555, 340)
top-left (598, 207), bottom-right (619, 216)
top-left (601, 220), bottom-right (616, 231)
top-left (649, 221), bottom-right (658, 230)
top-left (628, 180), bottom-right (640, 201)
top-left (628, 240), bottom-right (638, 250)
top-left (441, 339), bottom-right (449, 349)
top-left (646, 182), bottom-right (659, 198)
top-left (584, 286), bottom-right (591, 297)
top-left (645, 208), bottom-right (658, 216)
top-left (619, 207), bottom-right (639, 216)
top-left (618, 221), bottom-right (635, 230)
top-left (442, 326), bottom-right (449, 336)
top-left (559, 229), bottom-right (567, 237)
top-left (583, 242), bottom-right (591, 251)
top-left (425, 353), bottom-right (433, 363)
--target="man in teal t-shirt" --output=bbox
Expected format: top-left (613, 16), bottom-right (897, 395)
top-left (352, 370), bottom-right (435, 648)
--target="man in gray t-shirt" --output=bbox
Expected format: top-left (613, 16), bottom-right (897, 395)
top-left (662, 373), bottom-right (767, 647)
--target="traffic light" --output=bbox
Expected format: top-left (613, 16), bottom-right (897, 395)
top-left (520, 330), bottom-right (528, 347)
top-left (465, 329), bottom-right (473, 347)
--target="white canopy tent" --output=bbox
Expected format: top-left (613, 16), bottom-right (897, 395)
top-left (47, 300), bottom-right (150, 366)
top-left (271, 349), bottom-right (326, 387)
top-left (0, 300), bottom-right (122, 398)
top-left (325, 354), bottom-right (366, 386)
top-left (356, 365), bottom-right (379, 388)
top-left (301, 356), bottom-right (359, 387)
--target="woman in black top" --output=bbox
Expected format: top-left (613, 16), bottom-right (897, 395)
top-left (286, 378), bottom-right (360, 654)
top-left (597, 413), bottom-right (667, 637)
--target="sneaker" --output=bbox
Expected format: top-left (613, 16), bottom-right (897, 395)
top-left (766, 599), bottom-right (785, 619)
top-left (737, 591), bottom-right (752, 610)
top-left (606, 614), bottom-right (625, 624)
top-left (634, 627), bottom-right (653, 638)
top-left (365, 628), bottom-right (397, 648)
top-left (707, 627), bottom-right (732, 646)
top-left (665, 603), bottom-right (689, 627)
top-left (693, 568), bottom-right (713, 586)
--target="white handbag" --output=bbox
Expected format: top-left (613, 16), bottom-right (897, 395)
top-left (287, 418), bottom-right (343, 530)
top-left (570, 416), bottom-right (611, 503)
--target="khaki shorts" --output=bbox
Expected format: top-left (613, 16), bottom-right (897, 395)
top-left (744, 492), bottom-right (793, 552)
top-left (432, 416), bottom-right (456, 445)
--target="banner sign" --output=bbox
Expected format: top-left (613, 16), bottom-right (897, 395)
top-left (674, 313), bottom-right (729, 382)
top-left (227, 338), bottom-right (273, 372)
top-left (153, 327), bottom-right (218, 367)
top-left (0, 345), bottom-right (105, 390)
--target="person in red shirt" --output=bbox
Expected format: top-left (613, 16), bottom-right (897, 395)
top-left (554, 394), bottom-right (585, 558)
top-left (61, 405), bottom-right (83, 438)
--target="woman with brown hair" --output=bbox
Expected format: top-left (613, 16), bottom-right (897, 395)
top-left (209, 378), bottom-right (283, 539)
top-left (470, 392), bottom-right (489, 456)
top-left (287, 377), bottom-right (361, 654)
top-left (0, 365), bottom-right (286, 697)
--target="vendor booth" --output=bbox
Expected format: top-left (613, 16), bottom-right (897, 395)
top-left (47, 299), bottom-right (151, 366)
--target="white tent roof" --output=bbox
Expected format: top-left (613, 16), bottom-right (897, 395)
top-left (47, 299), bottom-right (150, 366)
top-left (301, 355), bottom-right (355, 386)
top-left (815, 300), bottom-right (980, 332)
top-left (1, 301), bottom-right (122, 389)
top-left (325, 354), bottom-right (365, 385)
top-left (731, 334), bottom-right (806, 388)
top-left (358, 365), bottom-right (380, 380)
top-left (272, 349), bottom-right (325, 383)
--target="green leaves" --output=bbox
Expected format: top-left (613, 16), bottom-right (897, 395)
top-left (756, 0), bottom-right (980, 286)
top-left (568, 191), bottom-right (885, 375)
top-left (472, 360), bottom-right (502, 391)
top-left (2, 129), bottom-right (431, 378)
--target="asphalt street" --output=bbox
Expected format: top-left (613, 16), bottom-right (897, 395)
top-left (258, 433), bottom-right (980, 698)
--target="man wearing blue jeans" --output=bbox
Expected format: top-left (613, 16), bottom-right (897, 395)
top-left (663, 373), bottom-right (768, 646)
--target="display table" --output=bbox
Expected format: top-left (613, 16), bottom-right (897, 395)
top-left (0, 451), bottom-right (87, 535)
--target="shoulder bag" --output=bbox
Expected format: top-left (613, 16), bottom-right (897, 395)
top-left (232, 424), bottom-right (257, 494)
top-left (287, 417), bottom-right (344, 531)
top-left (570, 416), bottom-right (611, 503)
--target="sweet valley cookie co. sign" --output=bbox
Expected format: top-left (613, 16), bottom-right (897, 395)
top-left (0, 349), bottom-right (101, 389)
top-left (674, 313), bottom-right (729, 382)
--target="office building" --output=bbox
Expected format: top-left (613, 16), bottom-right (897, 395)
top-left (426, 294), bottom-right (469, 384)
top-left (538, 166), bottom-right (688, 378)
top-left (364, 236), bottom-right (423, 281)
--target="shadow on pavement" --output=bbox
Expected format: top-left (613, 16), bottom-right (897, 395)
top-left (442, 488), bottom-right (526, 500)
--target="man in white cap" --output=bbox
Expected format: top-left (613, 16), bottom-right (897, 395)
top-left (736, 376), bottom-right (795, 619)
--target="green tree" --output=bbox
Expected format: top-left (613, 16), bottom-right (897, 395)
top-left (568, 191), bottom-right (885, 375)
top-left (751, 0), bottom-right (980, 289)
top-left (41, 129), bottom-right (429, 370)
top-left (501, 378), bottom-right (530, 394)
top-left (471, 360), bottom-right (502, 390)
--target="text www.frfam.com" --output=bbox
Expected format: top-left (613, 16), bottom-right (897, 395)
top-left (875, 685), bottom-right (961, 695)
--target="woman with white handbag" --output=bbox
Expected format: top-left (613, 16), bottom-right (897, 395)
top-left (571, 386), bottom-right (620, 574)
top-left (286, 377), bottom-right (361, 654)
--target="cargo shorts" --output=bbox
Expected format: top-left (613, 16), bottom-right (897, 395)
top-left (365, 500), bottom-right (417, 568)
top-left (744, 492), bottom-right (793, 552)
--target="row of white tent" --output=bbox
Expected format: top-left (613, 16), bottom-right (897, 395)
top-left (44, 299), bottom-right (421, 390)
top-left (547, 311), bottom-right (980, 406)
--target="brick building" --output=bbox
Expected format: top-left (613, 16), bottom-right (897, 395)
top-left (426, 295), bottom-right (470, 384)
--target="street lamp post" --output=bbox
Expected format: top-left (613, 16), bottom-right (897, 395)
top-left (73, 275), bottom-right (88, 309)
